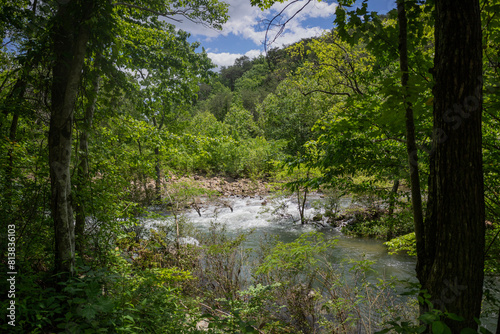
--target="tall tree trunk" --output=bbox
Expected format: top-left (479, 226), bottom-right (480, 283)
top-left (49, 1), bottom-right (92, 275)
top-left (417, 0), bottom-right (485, 330)
top-left (75, 65), bottom-right (100, 255)
top-left (298, 169), bottom-right (309, 224)
top-left (387, 178), bottom-right (399, 240)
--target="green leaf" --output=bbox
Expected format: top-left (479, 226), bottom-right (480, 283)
top-left (432, 321), bottom-right (451, 334)
top-left (80, 305), bottom-right (97, 320)
top-left (245, 324), bottom-right (257, 333)
top-left (419, 312), bottom-right (437, 324)
top-left (416, 325), bottom-right (427, 333)
top-left (446, 312), bottom-right (465, 321)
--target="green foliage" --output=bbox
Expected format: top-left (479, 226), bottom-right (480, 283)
top-left (3, 0), bottom-right (500, 331)
top-left (250, 0), bottom-right (306, 10)
top-left (194, 222), bottom-right (253, 301)
top-left (205, 283), bottom-right (282, 333)
top-left (341, 206), bottom-right (414, 239)
top-left (224, 105), bottom-right (262, 139)
top-left (376, 290), bottom-right (494, 334)
top-left (189, 111), bottom-right (231, 138)
top-left (197, 82), bottom-right (233, 121)
top-left (220, 55), bottom-right (253, 91)
top-left (175, 113), bottom-right (282, 176)
top-left (0, 263), bottom-right (202, 333)
top-left (257, 77), bottom-right (332, 156)
top-left (257, 232), bottom-right (338, 275)
top-left (385, 232), bottom-right (417, 256)
top-left (482, 0), bottom-right (500, 277)
top-left (254, 232), bottom-right (417, 333)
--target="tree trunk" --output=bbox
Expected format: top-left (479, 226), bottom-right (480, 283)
top-left (298, 169), bottom-right (309, 224)
top-left (75, 66), bottom-right (100, 255)
top-left (388, 179), bottom-right (400, 216)
top-left (49, 1), bottom-right (92, 275)
top-left (397, 0), bottom-right (424, 252)
top-left (387, 178), bottom-right (399, 240)
top-left (417, 0), bottom-right (485, 330)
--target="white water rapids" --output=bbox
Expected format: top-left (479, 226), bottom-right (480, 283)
top-left (148, 195), bottom-right (417, 281)
top-left (144, 195), bottom-right (498, 331)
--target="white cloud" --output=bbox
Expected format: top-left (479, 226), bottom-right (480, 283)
top-left (207, 52), bottom-right (242, 68)
top-left (173, 2), bottom-right (265, 42)
top-left (262, 1), bottom-right (337, 47)
top-left (208, 49), bottom-right (264, 69)
top-left (175, 0), bottom-right (336, 49)
top-left (244, 49), bottom-right (264, 59)
top-left (272, 0), bottom-right (337, 21)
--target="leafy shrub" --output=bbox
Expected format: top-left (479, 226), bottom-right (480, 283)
top-left (253, 232), bottom-right (417, 333)
top-left (224, 105), bottom-right (262, 139)
top-left (385, 232), bottom-right (417, 256)
top-left (341, 206), bottom-right (414, 240)
top-left (2, 261), bottom-right (204, 333)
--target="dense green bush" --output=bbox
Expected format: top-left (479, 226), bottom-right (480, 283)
top-left (174, 129), bottom-right (282, 177)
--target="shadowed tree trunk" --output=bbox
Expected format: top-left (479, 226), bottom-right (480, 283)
top-left (49, 0), bottom-right (94, 275)
top-left (417, 0), bottom-right (485, 331)
top-left (397, 0), bottom-right (424, 248)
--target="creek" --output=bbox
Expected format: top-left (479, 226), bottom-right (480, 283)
top-left (146, 194), bottom-right (498, 332)
top-left (181, 194), bottom-right (417, 281)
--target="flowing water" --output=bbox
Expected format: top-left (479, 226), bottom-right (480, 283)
top-left (146, 194), bottom-right (498, 331)
top-left (180, 195), bottom-right (417, 281)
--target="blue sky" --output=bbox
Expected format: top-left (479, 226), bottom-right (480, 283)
top-left (175, 0), bottom-right (397, 69)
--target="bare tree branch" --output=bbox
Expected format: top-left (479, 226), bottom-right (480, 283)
top-left (262, 0), bottom-right (314, 51)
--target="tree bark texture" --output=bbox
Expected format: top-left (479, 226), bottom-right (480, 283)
top-left (49, 0), bottom-right (93, 275)
top-left (397, 0), bottom-right (424, 254)
top-left (417, 0), bottom-right (485, 330)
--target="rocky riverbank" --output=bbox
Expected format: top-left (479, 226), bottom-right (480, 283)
top-left (166, 174), bottom-right (271, 197)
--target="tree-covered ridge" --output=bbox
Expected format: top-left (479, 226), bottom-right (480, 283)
top-left (1, 0), bottom-right (500, 332)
